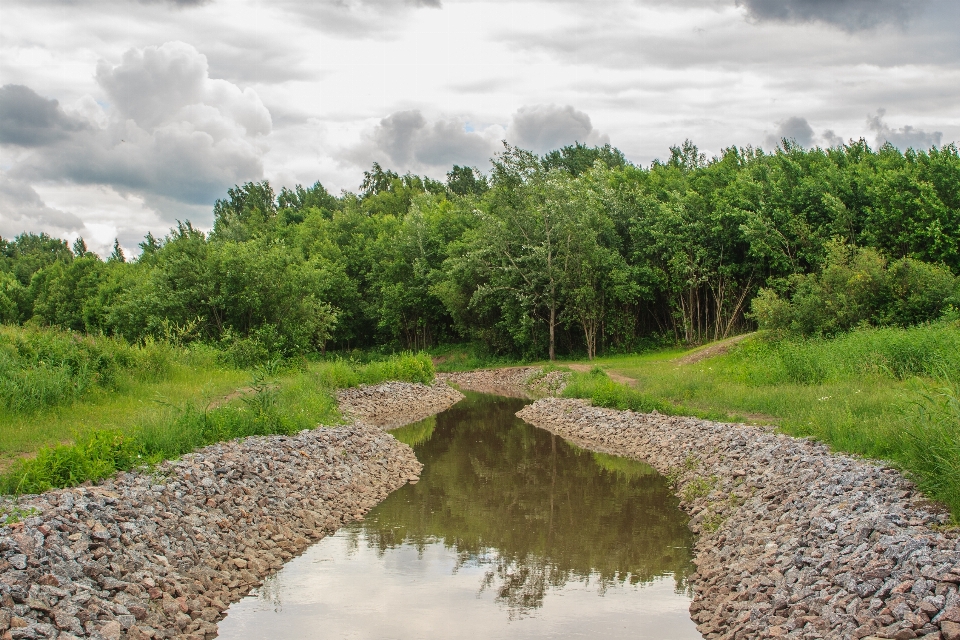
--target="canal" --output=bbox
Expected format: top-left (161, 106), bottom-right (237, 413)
top-left (218, 391), bottom-right (700, 639)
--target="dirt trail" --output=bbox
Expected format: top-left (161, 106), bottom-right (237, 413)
top-left (673, 333), bottom-right (754, 365)
top-left (565, 363), bottom-right (638, 386)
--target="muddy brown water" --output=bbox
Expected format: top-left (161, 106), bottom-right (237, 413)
top-left (218, 392), bottom-right (701, 639)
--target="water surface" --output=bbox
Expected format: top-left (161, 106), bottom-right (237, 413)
top-left (219, 392), bottom-right (700, 639)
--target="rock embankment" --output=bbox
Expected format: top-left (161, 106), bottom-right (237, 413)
top-left (0, 380), bottom-right (464, 640)
top-left (518, 399), bottom-right (960, 640)
top-left (440, 367), bottom-right (566, 398)
top-left (337, 381), bottom-right (464, 428)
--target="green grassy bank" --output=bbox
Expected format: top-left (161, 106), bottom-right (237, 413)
top-left (561, 321), bottom-right (960, 520)
top-left (0, 325), bottom-right (434, 495)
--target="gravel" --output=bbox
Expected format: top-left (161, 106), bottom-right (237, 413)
top-left (338, 381), bottom-right (464, 428)
top-left (0, 381), bottom-right (463, 640)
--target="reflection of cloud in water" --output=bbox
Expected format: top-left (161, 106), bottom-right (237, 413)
top-left (221, 531), bottom-right (698, 639)
top-left (218, 392), bottom-right (699, 639)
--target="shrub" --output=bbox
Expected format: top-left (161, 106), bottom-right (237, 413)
top-left (750, 244), bottom-right (958, 336)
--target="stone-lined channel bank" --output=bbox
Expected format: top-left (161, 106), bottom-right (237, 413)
top-left (0, 382), bottom-right (462, 640)
top-left (516, 399), bottom-right (960, 640)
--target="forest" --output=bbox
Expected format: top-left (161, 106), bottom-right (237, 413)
top-left (1, 139), bottom-right (959, 363)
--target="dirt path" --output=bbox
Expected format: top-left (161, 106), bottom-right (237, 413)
top-left (565, 363), bottom-right (638, 386)
top-left (674, 332), bottom-right (754, 365)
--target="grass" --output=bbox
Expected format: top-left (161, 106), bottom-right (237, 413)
top-left (560, 321), bottom-right (960, 520)
top-left (0, 337), bottom-right (435, 495)
top-left (428, 343), bottom-right (519, 372)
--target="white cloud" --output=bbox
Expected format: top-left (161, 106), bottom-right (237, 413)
top-left (344, 110), bottom-right (504, 176)
top-left (0, 0), bottom-right (957, 243)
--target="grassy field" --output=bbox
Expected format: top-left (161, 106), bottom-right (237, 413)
top-left (559, 321), bottom-right (960, 520)
top-left (0, 324), bottom-right (434, 495)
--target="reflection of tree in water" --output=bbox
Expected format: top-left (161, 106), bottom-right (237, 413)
top-left (363, 392), bottom-right (695, 616)
top-left (253, 574), bottom-right (284, 613)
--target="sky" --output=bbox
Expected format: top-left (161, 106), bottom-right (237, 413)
top-left (0, 0), bottom-right (958, 255)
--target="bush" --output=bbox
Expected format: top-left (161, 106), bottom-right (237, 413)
top-left (751, 244), bottom-right (958, 336)
top-left (218, 333), bottom-right (270, 369)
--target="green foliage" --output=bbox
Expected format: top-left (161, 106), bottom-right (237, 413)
top-left (751, 244), bottom-right (958, 336)
top-left (4, 140), bottom-right (959, 361)
top-left (0, 325), bottom-right (173, 414)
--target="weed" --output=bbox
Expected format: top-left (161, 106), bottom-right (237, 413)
top-left (701, 510), bottom-right (727, 533)
top-left (682, 476), bottom-right (715, 502)
top-left (0, 503), bottom-right (39, 524)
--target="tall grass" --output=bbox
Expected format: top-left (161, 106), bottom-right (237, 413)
top-left (0, 352), bottom-right (435, 495)
top-left (0, 325), bottom-right (175, 414)
top-left (901, 378), bottom-right (960, 517)
top-left (724, 323), bottom-right (960, 385)
top-left (562, 366), bottom-right (727, 420)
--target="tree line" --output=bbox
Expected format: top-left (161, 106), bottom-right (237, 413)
top-left (2, 139), bottom-right (958, 361)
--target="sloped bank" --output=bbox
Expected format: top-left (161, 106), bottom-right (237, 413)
top-left (518, 398), bottom-right (960, 640)
top-left (0, 382), bottom-right (463, 640)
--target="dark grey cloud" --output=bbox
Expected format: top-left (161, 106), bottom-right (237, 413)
top-left (867, 109), bottom-right (942, 150)
top-left (0, 174), bottom-right (85, 238)
top-left (0, 85), bottom-right (88, 147)
top-left (737, 0), bottom-right (927, 31)
top-left (765, 116), bottom-right (815, 148)
top-left (15, 123), bottom-right (265, 206)
top-left (497, 0), bottom-right (959, 72)
top-left (507, 105), bottom-right (608, 154)
top-left (347, 110), bottom-right (500, 173)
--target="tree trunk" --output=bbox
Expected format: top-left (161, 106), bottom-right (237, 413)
top-left (549, 304), bottom-right (556, 361)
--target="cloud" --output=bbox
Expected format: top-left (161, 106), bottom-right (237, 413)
top-left (737, 0), bottom-right (927, 31)
top-left (0, 174), bottom-right (85, 238)
top-left (506, 105), bottom-right (608, 154)
top-left (0, 85), bottom-right (89, 147)
top-left (765, 116), bottom-right (815, 148)
top-left (96, 41), bottom-right (271, 136)
top-left (7, 42), bottom-right (270, 212)
top-left (275, 0), bottom-right (442, 37)
top-left (346, 110), bottom-right (503, 175)
top-left (867, 109), bottom-right (942, 150)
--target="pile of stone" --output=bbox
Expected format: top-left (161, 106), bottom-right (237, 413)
top-left (0, 380), bottom-right (465, 640)
top-left (518, 398), bottom-right (960, 640)
top-left (337, 381), bottom-right (464, 429)
top-left (439, 367), bottom-right (567, 398)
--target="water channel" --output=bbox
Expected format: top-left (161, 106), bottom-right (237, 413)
top-left (218, 392), bottom-right (701, 639)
